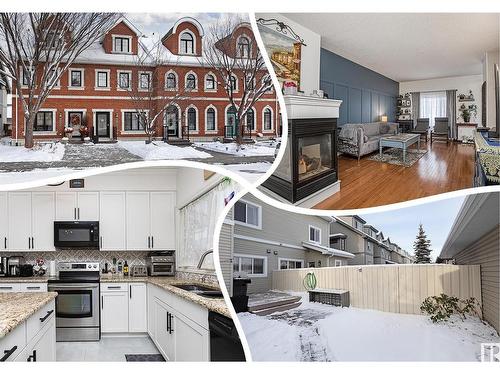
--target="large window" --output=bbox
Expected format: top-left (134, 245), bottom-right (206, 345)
top-left (309, 225), bottom-right (321, 243)
top-left (186, 73), bottom-right (196, 89)
top-left (139, 72), bottom-right (151, 90)
top-left (205, 74), bottom-right (216, 90)
top-left (187, 107), bottom-right (197, 131)
top-left (420, 91), bottom-right (446, 128)
top-left (234, 200), bottom-right (261, 228)
top-left (206, 107), bottom-right (216, 131)
top-left (263, 108), bottom-right (272, 130)
top-left (166, 72), bottom-right (177, 89)
top-left (180, 32), bottom-right (194, 54)
top-left (70, 69), bottom-right (83, 88)
top-left (331, 237), bottom-right (346, 250)
top-left (123, 111), bottom-right (145, 131)
top-left (233, 255), bottom-right (266, 277)
top-left (118, 72), bottom-right (131, 89)
top-left (96, 70), bottom-right (109, 88)
top-left (113, 36), bottom-right (130, 53)
top-left (246, 108), bottom-right (255, 130)
top-left (34, 111), bottom-right (54, 132)
top-left (237, 36), bottom-right (251, 58)
top-left (229, 75), bottom-right (237, 91)
top-left (279, 258), bottom-right (304, 270)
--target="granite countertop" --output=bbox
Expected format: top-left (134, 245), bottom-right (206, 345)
top-left (0, 292), bottom-right (58, 338)
top-left (0, 276), bottom-right (51, 283)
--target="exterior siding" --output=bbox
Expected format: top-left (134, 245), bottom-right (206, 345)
top-left (454, 226), bottom-right (500, 333)
top-left (218, 220), bottom-right (234, 296)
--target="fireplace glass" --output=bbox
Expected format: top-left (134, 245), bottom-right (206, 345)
top-left (297, 134), bottom-right (332, 182)
top-left (273, 138), bottom-right (291, 182)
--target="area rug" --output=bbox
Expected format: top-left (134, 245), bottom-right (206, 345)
top-left (125, 354), bottom-right (165, 362)
top-left (367, 148), bottom-right (427, 167)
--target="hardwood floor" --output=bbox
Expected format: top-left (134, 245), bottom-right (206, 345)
top-left (314, 141), bottom-right (475, 210)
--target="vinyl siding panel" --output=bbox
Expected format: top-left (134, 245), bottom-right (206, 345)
top-left (218, 221), bottom-right (234, 296)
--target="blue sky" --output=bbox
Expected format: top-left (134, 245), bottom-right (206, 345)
top-left (361, 196), bottom-right (465, 261)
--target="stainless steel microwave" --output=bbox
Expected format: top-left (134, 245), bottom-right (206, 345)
top-left (54, 221), bottom-right (100, 249)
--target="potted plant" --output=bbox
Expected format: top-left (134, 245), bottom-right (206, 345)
top-left (459, 104), bottom-right (477, 123)
top-left (64, 126), bottom-right (74, 140)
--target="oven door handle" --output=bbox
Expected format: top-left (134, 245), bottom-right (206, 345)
top-left (49, 284), bottom-right (98, 290)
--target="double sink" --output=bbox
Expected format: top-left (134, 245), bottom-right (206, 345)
top-left (173, 283), bottom-right (223, 299)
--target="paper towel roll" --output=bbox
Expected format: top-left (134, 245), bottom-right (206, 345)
top-left (49, 261), bottom-right (56, 277)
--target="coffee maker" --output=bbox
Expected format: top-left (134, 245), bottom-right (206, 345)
top-left (7, 256), bottom-right (24, 277)
top-left (0, 256), bottom-right (8, 277)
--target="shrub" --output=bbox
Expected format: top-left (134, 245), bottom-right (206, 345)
top-left (420, 293), bottom-right (481, 323)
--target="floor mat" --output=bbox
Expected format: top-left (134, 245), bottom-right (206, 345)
top-left (367, 148), bottom-right (427, 167)
top-left (125, 354), bottom-right (165, 362)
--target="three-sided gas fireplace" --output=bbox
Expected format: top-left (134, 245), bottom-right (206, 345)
top-left (264, 117), bottom-right (338, 203)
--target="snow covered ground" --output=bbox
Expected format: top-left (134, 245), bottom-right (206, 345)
top-left (239, 293), bottom-right (499, 362)
top-left (194, 141), bottom-right (277, 157)
top-left (118, 141), bottom-right (211, 160)
top-left (0, 142), bottom-right (65, 162)
top-left (221, 162), bottom-right (272, 183)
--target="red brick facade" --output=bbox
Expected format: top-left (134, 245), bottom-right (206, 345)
top-left (11, 17), bottom-right (279, 142)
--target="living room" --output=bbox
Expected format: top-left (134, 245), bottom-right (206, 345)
top-left (257, 13), bottom-right (500, 209)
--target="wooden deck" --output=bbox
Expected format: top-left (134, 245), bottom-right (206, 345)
top-left (248, 291), bottom-right (302, 316)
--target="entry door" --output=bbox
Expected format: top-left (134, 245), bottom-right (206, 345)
top-left (226, 111), bottom-right (237, 137)
top-left (96, 112), bottom-right (110, 138)
top-left (165, 108), bottom-right (178, 137)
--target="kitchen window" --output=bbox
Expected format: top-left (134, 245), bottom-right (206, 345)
top-left (233, 254), bottom-right (266, 277)
top-left (234, 200), bottom-right (261, 228)
top-left (96, 70), bottom-right (109, 89)
top-left (118, 72), bottom-right (131, 89)
top-left (113, 36), bottom-right (131, 53)
top-left (70, 69), bottom-right (83, 88)
top-left (309, 225), bottom-right (321, 243)
top-left (279, 258), bottom-right (304, 270)
top-left (139, 72), bottom-right (151, 90)
top-left (123, 111), bottom-right (146, 131)
top-left (34, 111), bottom-right (54, 132)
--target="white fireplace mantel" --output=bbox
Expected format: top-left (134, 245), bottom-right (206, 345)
top-left (284, 95), bottom-right (342, 120)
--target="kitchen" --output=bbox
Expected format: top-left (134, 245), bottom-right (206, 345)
top-left (0, 166), bottom-right (245, 362)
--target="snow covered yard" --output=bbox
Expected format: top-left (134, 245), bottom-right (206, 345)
top-left (194, 140), bottom-right (277, 157)
top-left (118, 140), bottom-right (211, 160)
top-left (239, 293), bottom-right (499, 362)
top-left (0, 142), bottom-right (65, 162)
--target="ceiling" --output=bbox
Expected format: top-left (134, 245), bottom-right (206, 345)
top-left (283, 13), bottom-right (499, 82)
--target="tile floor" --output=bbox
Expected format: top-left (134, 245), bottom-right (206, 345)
top-left (56, 336), bottom-right (160, 361)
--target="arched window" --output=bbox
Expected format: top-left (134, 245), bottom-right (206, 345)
top-left (264, 108), bottom-right (272, 130)
top-left (206, 107), bottom-right (216, 131)
top-left (237, 36), bottom-right (250, 58)
top-left (166, 72), bottom-right (177, 89)
top-left (180, 32), bottom-right (194, 54)
top-left (187, 107), bottom-right (197, 130)
top-left (186, 73), bottom-right (196, 89)
top-left (205, 74), bottom-right (216, 90)
top-left (246, 108), bottom-right (255, 130)
top-left (229, 75), bottom-right (237, 91)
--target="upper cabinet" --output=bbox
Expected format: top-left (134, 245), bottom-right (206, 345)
top-left (100, 192), bottom-right (126, 251)
top-left (55, 192), bottom-right (99, 221)
top-left (150, 192), bottom-right (176, 250)
top-left (31, 192), bottom-right (55, 251)
top-left (126, 192), bottom-right (151, 250)
top-left (7, 192), bottom-right (33, 251)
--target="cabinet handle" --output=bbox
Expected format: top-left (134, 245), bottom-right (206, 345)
top-left (27, 350), bottom-right (36, 362)
top-left (78, 208), bottom-right (80, 220)
top-left (26, 286), bottom-right (40, 290)
top-left (0, 286), bottom-right (13, 290)
top-left (129, 285), bottom-right (132, 299)
top-left (1, 346), bottom-right (18, 362)
top-left (151, 236), bottom-right (154, 249)
top-left (100, 236), bottom-right (102, 248)
top-left (166, 312), bottom-right (170, 332)
top-left (168, 312), bottom-right (174, 334)
top-left (39, 309), bottom-right (54, 322)
top-left (107, 286), bottom-right (121, 289)
top-left (28, 237), bottom-right (30, 249)
top-left (4, 237), bottom-right (6, 249)
top-left (101, 295), bottom-right (103, 309)
top-left (74, 207), bottom-right (77, 220)
top-left (32, 237), bottom-right (34, 249)
top-left (148, 236), bottom-right (150, 249)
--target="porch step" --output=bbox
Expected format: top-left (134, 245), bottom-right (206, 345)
top-left (167, 139), bottom-right (192, 146)
top-left (248, 295), bottom-right (302, 313)
top-left (242, 138), bottom-right (255, 144)
top-left (251, 301), bottom-right (302, 316)
top-left (222, 137), bottom-right (235, 143)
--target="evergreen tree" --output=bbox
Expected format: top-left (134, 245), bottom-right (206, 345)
top-left (413, 224), bottom-right (432, 263)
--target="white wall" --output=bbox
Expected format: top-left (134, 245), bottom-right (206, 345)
top-left (175, 168), bottom-right (222, 208)
top-left (400, 75), bottom-right (484, 125)
top-left (256, 13), bottom-right (321, 95)
top-left (483, 50), bottom-right (499, 131)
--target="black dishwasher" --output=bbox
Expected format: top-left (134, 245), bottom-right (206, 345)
top-left (208, 311), bottom-right (246, 361)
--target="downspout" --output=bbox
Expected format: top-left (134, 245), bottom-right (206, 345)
top-left (14, 86), bottom-right (18, 143)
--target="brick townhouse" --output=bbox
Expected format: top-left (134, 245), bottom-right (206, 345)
top-left (10, 16), bottom-right (279, 143)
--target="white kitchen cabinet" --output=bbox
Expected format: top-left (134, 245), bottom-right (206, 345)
top-left (15, 313), bottom-right (56, 362)
top-left (55, 192), bottom-right (99, 221)
top-left (147, 285), bottom-right (156, 339)
top-left (173, 312), bottom-right (209, 361)
top-left (128, 283), bottom-right (147, 332)
top-left (55, 192), bottom-right (78, 221)
top-left (99, 192), bottom-right (126, 250)
top-left (150, 192), bottom-right (176, 250)
top-left (154, 299), bottom-right (175, 361)
top-left (7, 192), bottom-right (32, 251)
top-left (20, 283), bottom-right (47, 292)
top-left (0, 192), bottom-right (8, 251)
top-left (0, 283), bottom-right (21, 292)
top-left (126, 192), bottom-right (150, 250)
top-left (101, 289), bottom-right (129, 333)
top-left (31, 192), bottom-right (55, 251)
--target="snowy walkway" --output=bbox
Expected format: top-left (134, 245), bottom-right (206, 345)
top-left (239, 293), bottom-right (499, 362)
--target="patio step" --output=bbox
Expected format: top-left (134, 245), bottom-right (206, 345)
top-left (167, 138), bottom-right (192, 146)
top-left (248, 295), bottom-right (302, 314)
top-left (251, 301), bottom-right (302, 316)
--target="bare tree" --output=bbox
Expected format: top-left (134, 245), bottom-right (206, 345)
top-left (124, 40), bottom-right (192, 143)
top-left (203, 15), bottom-right (273, 144)
top-left (0, 13), bottom-right (120, 148)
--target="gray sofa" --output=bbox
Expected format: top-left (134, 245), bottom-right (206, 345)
top-left (338, 122), bottom-right (398, 160)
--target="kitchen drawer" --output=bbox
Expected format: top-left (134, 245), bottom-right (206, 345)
top-left (0, 322), bottom-right (26, 362)
top-left (101, 283), bottom-right (128, 291)
top-left (0, 283), bottom-right (21, 292)
top-left (20, 283), bottom-right (47, 292)
top-left (26, 300), bottom-right (55, 343)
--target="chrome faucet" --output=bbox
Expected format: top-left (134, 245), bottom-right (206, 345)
top-left (197, 249), bottom-right (213, 269)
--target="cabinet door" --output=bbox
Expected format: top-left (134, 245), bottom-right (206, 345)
top-left (147, 286), bottom-right (156, 339)
top-left (77, 192), bottom-right (99, 221)
top-left (150, 192), bottom-right (176, 250)
top-left (99, 192), bottom-right (126, 250)
top-left (101, 291), bottom-right (129, 333)
top-left (128, 283), bottom-right (147, 332)
top-left (173, 312), bottom-right (209, 362)
top-left (0, 192), bottom-right (7, 251)
top-left (55, 192), bottom-right (77, 221)
top-left (8, 192), bottom-right (32, 251)
top-left (126, 192), bottom-right (150, 250)
top-left (32, 318), bottom-right (56, 362)
top-left (154, 300), bottom-right (175, 361)
top-left (32, 192), bottom-right (55, 251)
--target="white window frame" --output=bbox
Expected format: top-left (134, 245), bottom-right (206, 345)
top-left (117, 70), bottom-right (132, 91)
top-left (95, 69), bottom-right (110, 90)
top-left (234, 200), bottom-right (262, 230)
top-left (233, 253), bottom-right (267, 278)
top-left (112, 35), bottom-right (132, 54)
top-left (245, 107), bottom-right (256, 131)
top-left (138, 71), bottom-right (152, 92)
top-left (278, 258), bottom-right (304, 270)
top-left (308, 225), bottom-right (321, 244)
top-left (262, 106), bottom-right (274, 132)
top-left (205, 105), bottom-right (218, 133)
top-left (31, 108), bottom-right (57, 134)
top-left (91, 109), bottom-right (114, 139)
top-left (178, 29), bottom-right (196, 55)
top-left (185, 71), bottom-right (198, 91)
top-left (185, 105), bottom-right (199, 134)
top-left (236, 34), bottom-right (252, 58)
top-left (121, 109), bottom-right (149, 134)
top-left (204, 72), bottom-right (217, 92)
top-left (68, 68), bottom-right (85, 90)
top-left (165, 70), bottom-right (178, 91)
top-left (334, 259), bottom-right (342, 267)
top-left (228, 74), bottom-right (238, 93)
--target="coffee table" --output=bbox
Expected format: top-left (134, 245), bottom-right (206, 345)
top-left (379, 133), bottom-right (421, 164)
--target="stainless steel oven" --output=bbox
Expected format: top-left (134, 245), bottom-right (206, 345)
top-left (48, 262), bottom-right (100, 341)
top-left (54, 221), bottom-right (99, 249)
